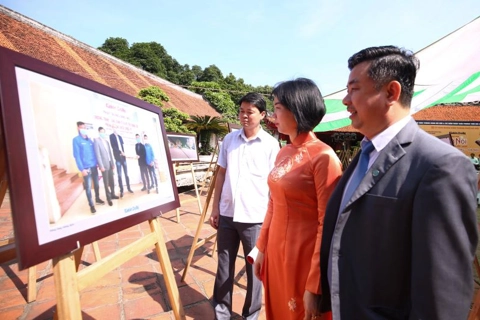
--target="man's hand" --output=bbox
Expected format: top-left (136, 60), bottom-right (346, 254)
top-left (209, 209), bottom-right (220, 229)
top-left (81, 169), bottom-right (89, 176)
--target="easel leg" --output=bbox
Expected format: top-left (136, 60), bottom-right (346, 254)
top-left (52, 252), bottom-right (82, 319)
top-left (173, 163), bottom-right (181, 223)
top-left (92, 241), bottom-right (101, 261)
top-left (212, 238), bottom-right (218, 258)
top-left (176, 208), bottom-right (181, 223)
top-left (27, 265), bottom-right (36, 302)
top-left (191, 165), bottom-right (203, 213)
top-left (73, 246), bottom-right (85, 271)
top-left (150, 218), bottom-right (185, 320)
top-left (181, 167), bottom-right (218, 282)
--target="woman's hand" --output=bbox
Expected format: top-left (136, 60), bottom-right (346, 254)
top-left (253, 251), bottom-right (264, 280)
top-left (303, 290), bottom-right (321, 320)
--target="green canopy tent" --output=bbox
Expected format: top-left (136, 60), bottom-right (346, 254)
top-left (315, 16), bottom-right (480, 132)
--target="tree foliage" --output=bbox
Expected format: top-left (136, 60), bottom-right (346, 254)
top-left (190, 81), bottom-right (237, 122)
top-left (99, 37), bottom-right (275, 122)
top-left (162, 108), bottom-right (194, 134)
top-left (137, 86), bottom-right (192, 133)
top-left (138, 86), bottom-right (170, 107)
top-left (98, 37), bottom-right (131, 61)
top-left (129, 43), bottom-right (166, 76)
top-left (186, 115), bottom-right (228, 154)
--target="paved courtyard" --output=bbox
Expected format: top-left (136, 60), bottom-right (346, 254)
top-left (0, 190), bottom-right (266, 319)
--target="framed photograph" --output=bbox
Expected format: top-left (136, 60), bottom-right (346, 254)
top-left (166, 133), bottom-right (199, 162)
top-left (0, 47), bottom-right (180, 269)
top-left (436, 133), bottom-right (454, 146)
top-left (228, 123), bottom-right (241, 132)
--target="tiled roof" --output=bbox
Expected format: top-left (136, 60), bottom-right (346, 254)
top-left (329, 105), bottom-right (480, 133)
top-left (412, 105), bottom-right (480, 122)
top-left (0, 6), bottom-right (220, 117)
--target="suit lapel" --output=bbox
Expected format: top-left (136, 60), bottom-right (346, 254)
top-left (343, 119), bottom-right (418, 211)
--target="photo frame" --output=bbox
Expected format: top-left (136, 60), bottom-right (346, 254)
top-left (0, 47), bottom-right (180, 269)
top-left (436, 133), bottom-right (454, 146)
top-left (166, 133), bottom-right (199, 162)
top-left (228, 123), bottom-right (241, 132)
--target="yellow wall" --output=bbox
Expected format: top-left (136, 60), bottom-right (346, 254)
top-left (418, 121), bottom-right (480, 157)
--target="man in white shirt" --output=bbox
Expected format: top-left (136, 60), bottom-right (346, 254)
top-left (209, 92), bottom-right (280, 320)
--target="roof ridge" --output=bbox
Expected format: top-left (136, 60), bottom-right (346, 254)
top-left (0, 4), bottom-right (205, 101)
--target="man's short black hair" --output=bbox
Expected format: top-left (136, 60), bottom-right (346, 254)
top-left (238, 92), bottom-right (267, 113)
top-left (77, 121), bottom-right (85, 127)
top-left (348, 45), bottom-right (420, 107)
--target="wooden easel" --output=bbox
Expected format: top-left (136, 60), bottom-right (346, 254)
top-left (0, 235), bottom-right (101, 303)
top-left (53, 216), bottom-right (185, 319)
top-left (197, 142), bottom-right (219, 195)
top-left (172, 162), bottom-right (202, 223)
top-left (181, 166), bottom-right (218, 282)
top-left (0, 177), bottom-right (101, 303)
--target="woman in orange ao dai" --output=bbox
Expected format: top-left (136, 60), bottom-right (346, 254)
top-left (254, 78), bottom-right (342, 320)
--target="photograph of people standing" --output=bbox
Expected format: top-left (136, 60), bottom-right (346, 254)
top-left (94, 126), bottom-right (119, 206)
top-left (135, 133), bottom-right (150, 194)
top-left (72, 121), bottom-right (103, 214)
top-left (110, 130), bottom-right (134, 197)
top-left (144, 134), bottom-right (158, 193)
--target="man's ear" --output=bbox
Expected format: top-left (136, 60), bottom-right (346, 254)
top-left (386, 81), bottom-right (402, 105)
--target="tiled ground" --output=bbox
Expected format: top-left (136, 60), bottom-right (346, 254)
top-left (1, 190), bottom-right (479, 320)
top-left (0, 190), bottom-right (266, 319)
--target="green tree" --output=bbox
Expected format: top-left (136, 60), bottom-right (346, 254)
top-left (199, 65), bottom-right (223, 83)
top-left (162, 108), bottom-right (193, 134)
top-left (137, 86), bottom-right (192, 133)
top-left (190, 81), bottom-right (237, 121)
top-left (98, 37), bottom-right (275, 121)
top-left (130, 43), bottom-right (166, 76)
top-left (138, 86), bottom-right (170, 107)
top-left (98, 37), bottom-right (131, 61)
top-left (186, 115), bottom-right (228, 154)
top-left (147, 41), bottom-right (183, 82)
top-left (191, 65), bottom-right (203, 81)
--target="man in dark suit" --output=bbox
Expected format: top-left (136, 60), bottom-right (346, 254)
top-left (94, 127), bottom-right (119, 206)
top-left (110, 130), bottom-right (133, 197)
top-left (320, 46), bottom-right (478, 320)
top-left (135, 133), bottom-right (150, 194)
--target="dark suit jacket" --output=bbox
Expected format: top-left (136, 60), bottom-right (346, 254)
top-left (109, 133), bottom-right (125, 162)
top-left (135, 143), bottom-right (147, 167)
top-left (320, 120), bottom-right (478, 320)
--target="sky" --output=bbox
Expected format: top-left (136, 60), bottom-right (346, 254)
top-left (1, 0), bottom-right (479, 95)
